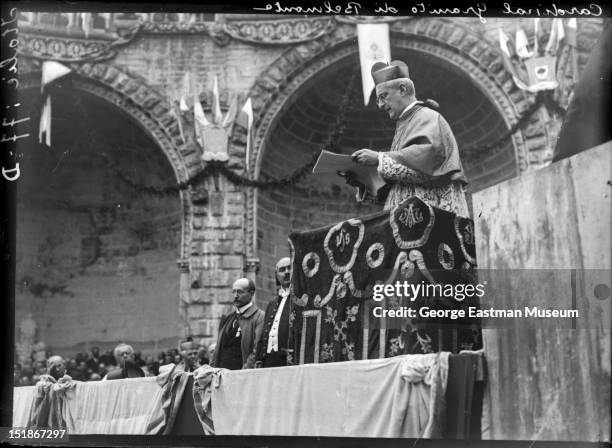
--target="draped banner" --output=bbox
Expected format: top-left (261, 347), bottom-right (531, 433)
top-left (289, 196), bottom-right (482, 365)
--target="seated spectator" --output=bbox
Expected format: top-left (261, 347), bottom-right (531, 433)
top-left (143, 356), bottom-right (160, 376)
top-left (133, 351), bottom-right (146, 367)
top-left (89, 373), bottom-right (101, 381)
top-left (177, 339), bottom-right (199, 373)
top-left (103, 343), bottom-right (145, 380)
top-left (46, 355), bottom-right (67, 381)
top-left (98, 363), bottom-right (107, 377)
top-left (100, 349), bottom-right (116, 367)
top-left (86, 346), bottom-right (101, 372)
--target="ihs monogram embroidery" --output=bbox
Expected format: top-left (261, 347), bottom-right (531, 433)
top-left (335, 228), bottom-right (351, 252)
top-left (463, 221), bottom-right (474, 245)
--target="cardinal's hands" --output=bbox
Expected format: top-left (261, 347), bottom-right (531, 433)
top-left (351, 149), bottom-right (379, 166)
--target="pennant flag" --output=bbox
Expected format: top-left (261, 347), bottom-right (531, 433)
top-left (39, 95), bottom-right (52, 146)
top-left (41, 61), bottom-right (72, 91)
top-left (80, 13), bottom-right (92, 38)
top-left (357, 23), bottom-right (391, 106)
top-left (240, 98), bottom-right (254, 171)
top-left (545, 18), bottom-right (565, 54)
top-left (212, 75), bottom-right (223, 125)
top-left (515, 28), bottom-right (533, 59)
top-left (172, 103), bottom-right (186, 144)
top-left (194, 93), bottom-right (210, 149)
top-left (565, 18), bottom-right (579, 81)
top-left (565, 18), bottom-right (577, 47)
top-left (498, 27), bottom-right (511, 57)
top-left (498, 28), bottom-right (530, 91)
top-left (221, 94), bottom-right (238, 129)
top-left (100, 13), bottom-right (112, 30)
top-left (66, 13), bottom-right (76, 28)
top-left (534, 18), bottom-right (540, 55)
top-left (179, 72), bottom-right (192, 112)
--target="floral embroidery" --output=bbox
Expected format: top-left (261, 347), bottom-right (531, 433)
top-left (324, 305), bottom-right (336, 325)
top-left (379, 153), bottom-right (431, 183)
top-left (388, 336), bottom-right (403, 357)
top-left (320, 343), bottom-right (334, 362)
top-left (414, 331), bottom-right (433, 354)
top-left (345, 304), bottom-right (359, 322)
top-left (288, 310), bottom-right (296, 328)
top-left (342, 342), bottom-right (355, 361)
top-left (333, 320), bottom-right (348, 342)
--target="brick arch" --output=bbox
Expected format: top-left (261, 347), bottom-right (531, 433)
top-left (18, 62), bottom-right (196, 261)
top-left (233, 18), bottom-right (545, 260)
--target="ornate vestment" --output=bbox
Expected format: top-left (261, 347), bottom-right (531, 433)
top-left (377, 103), bottom-right (469, 215)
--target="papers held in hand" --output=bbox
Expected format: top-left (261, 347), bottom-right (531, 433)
top-left (312, 150), bottom-right (386, 194)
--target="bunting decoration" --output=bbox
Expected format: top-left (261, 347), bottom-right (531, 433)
top-left (39, 61), bottom-right (72, 147)
top-left (212, 75), bottom-right (224, 125)
top-left (179, 72), bottom-right (193, 112)
top-left (357, 23), bottom-right (391, 106)
top-left (240, 98), bottom-right (254, 171)
top-left (495, 19), bottom-right (580, 94)
top-left (80, 13), bottom-right (92, 38)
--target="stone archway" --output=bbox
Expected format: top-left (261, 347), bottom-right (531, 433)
top-left (16, 61), bottom-right (199, 351)
top-left (230, 18), bottom-right (548, 293)
top-left (19, 62), bottom-right (196, 262)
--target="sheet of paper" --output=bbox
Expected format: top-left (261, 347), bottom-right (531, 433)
top-left (312, 150), bottom-right (386, 193)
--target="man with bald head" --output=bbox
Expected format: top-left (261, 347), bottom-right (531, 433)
top-left (212, 277), bottom-right (264, 370)
top-left (256, 257), bottom-right (294, 368)
top-left (349, 60), bottom-right (469, 215)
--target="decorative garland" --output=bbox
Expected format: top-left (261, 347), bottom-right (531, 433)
top-left (111, 87), bottom-right (561, 198)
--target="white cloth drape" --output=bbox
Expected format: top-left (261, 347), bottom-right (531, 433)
top-left (63, 377), bottom-right (164, 434)
top-left (212, 352), bottom-right (450, 437)
top-left (13, 386), bottom-right (36, 427)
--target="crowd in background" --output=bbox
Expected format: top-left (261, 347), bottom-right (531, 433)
top-left (14, 341), bottom-right (214, 386)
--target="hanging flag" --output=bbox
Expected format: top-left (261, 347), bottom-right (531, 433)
top-left (515, 28), bottom-right (533, 59)
top-left (41, 61), bottom-right (72, 91)
top-left (545, 18), bottom-right (566, 54)
top-left (565, 18), bottom-right (577, 47)
top-left (80, 12), bottom-right (92, 38)
top-left (39, 95), bottom-right (52, 146)
top-left (221, 94), bottom-right (238, 129)
top-left (497, 28), bottom-right (530, 91)
top-left (66, 13), bottom-right (76, 28)
top-left (99, 13), bottom-right (112, 30)
top-left (38, 61), bottom-right (71, 147)
top-left (172, 103), bottom-right (186, 144)
top-left (534, 18), bottom-right (540, 56)
top-left (565, 18), bottom-right (579, 82)
top-left (357, 23), bottom-right (391, 106)
top-left (240, 98), bottom-right (254, 171)
top-left (212, 75), bottom-right (223, 125)
top-left (179, 72), bottom-right (192, 112)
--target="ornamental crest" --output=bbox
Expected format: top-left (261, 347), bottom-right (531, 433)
top-left (323, 219), bottom-right (364, 273)
top-left (454, 216), bottom-right (476, 264)
top-left (390, 197), bottom-right (435, 249)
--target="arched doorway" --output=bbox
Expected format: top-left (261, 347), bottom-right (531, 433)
top-left (247, 19), bottom-right (535, 301)
top-left (15, 71), bottom-right (188, 357)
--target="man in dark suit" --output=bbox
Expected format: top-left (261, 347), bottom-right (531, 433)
top-left (212, 278), bottom-right (264, 370)
top-left (256, 257), bottom-right (293, 368)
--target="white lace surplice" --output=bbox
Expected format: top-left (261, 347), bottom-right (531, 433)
top-left (378, 152), bottom-right (469, 216)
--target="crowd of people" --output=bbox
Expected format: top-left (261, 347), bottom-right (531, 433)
top-left (14, 340), bottom-right (215, 386)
